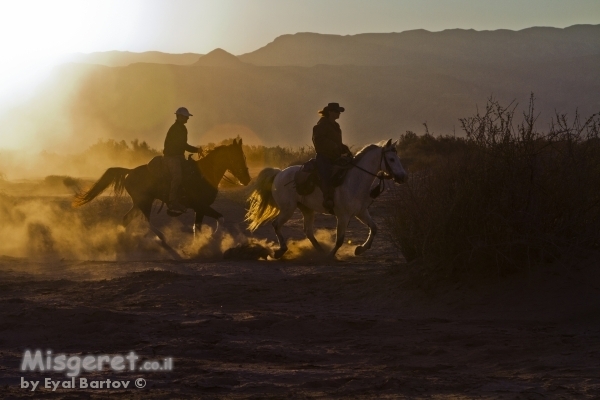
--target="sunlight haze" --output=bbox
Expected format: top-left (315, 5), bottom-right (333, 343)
top-left (0, 0), bottom-right (598, 152)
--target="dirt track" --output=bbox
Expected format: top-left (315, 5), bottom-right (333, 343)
top-left (1, 187), bottom-right (600, 398)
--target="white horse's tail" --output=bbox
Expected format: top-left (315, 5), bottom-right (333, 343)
top-left (246, 167), bottom-right (281, 232)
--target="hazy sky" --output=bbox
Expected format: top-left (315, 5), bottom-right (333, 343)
top-left (0, 1), bottom-right (597, 96)
top-left (0, 0), bottom-right (598, 151)
top-left (2, 0), bottom-right (598, 56)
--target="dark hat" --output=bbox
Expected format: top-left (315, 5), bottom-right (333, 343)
top-left (319, 102), bottom-right (345, 114)
top-left (175, 107), bottom-right (193, 117)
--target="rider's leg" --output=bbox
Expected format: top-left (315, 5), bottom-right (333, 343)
top-left (315, 154), bottom-right (334, 211)
top-left (165, 156), bottom-right (185, 212)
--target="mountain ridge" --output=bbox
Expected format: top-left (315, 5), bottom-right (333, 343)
top-left (238, 24), bottom-right (600, 67)
top-left (65, 51), bottom-right (203, 67)
top-left (193, 48), bottom-right (247, 67)
top-left (4, 24), bottom-right (599, 153)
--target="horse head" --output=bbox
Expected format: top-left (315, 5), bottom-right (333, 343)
top-left (226, 138), bottom-right (252, 186)
top-left (382, 139), bottom-right (407, 184)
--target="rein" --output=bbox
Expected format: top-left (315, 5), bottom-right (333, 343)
top-left (349, 148), bottom-right (395, 198)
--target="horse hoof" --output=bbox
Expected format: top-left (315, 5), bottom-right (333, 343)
top-left (355, 246), bottom-right (366, 256)
top-left (273, 248), bottom-right (287, 259)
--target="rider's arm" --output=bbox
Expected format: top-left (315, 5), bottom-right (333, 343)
top-left (185, 143), bottom-right (200, 153)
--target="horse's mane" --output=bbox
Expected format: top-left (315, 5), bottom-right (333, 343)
top-left (354, 143), bottom-right (381, 163)
top-left (202, 144), bottom-right (231, 159)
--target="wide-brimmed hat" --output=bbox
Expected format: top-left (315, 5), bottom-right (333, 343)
top-left (175, 107), bottom-right (193, 117)
top-left (319, 102), bottom-right (345, 114)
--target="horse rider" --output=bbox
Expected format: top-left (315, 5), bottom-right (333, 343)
top-left (163, 107), bottom-right (202, 213)
top-left (312, 102), bottom-right (352, 212)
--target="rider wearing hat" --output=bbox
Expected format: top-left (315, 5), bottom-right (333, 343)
top-left (163, 107), bottom-right (202, 213)
top-left (312, 102), bottom-right (352, 212)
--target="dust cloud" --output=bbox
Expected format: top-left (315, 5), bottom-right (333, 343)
top-left (0, 188), bottom-right (275, 264)
top-left (0, 193), bottom-right (122, 260)
top-left (281, 228), bottom-right (355, 260)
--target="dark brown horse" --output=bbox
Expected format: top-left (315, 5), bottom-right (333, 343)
top-left (74, 138), bottom-right (251, 257)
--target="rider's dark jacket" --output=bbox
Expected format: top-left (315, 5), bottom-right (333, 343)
top-left (163, 120), bottom-right (199, 157)
top-left (312, 117), bottom-right (351, 161)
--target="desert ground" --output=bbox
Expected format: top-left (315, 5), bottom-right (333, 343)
top-left (0, 178), bottom-right (599, 399)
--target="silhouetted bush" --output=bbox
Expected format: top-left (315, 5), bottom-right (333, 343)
top-left (81, 139), bottom-right (161, 168)
top-left (396, 128), bottom-right (467, 172)
top-left (389, 95), bottom-right (600, 277)
top-left (204, 137), bottom-right (315, 168)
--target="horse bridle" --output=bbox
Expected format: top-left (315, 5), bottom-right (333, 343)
top-left (223, 152), bottom-right (250, 186)
top-left (350, 147), bottom-right (396, 179)
top-left (349, 147), bottom-right (396, 198)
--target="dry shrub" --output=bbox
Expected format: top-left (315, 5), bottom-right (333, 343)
top-left (389, 95), bottom-right (600, 277)
top-left (204, 137), bottom-right (315, 168)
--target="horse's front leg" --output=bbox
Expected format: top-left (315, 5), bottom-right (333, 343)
top-left (329, 213), bottom-right (351, 258)
top-left (193, 212), bottom-right (204, 240)
top-left (354, 208), bottom-right (377, 256)
top-left (299, 206), bottom-right (323, 252)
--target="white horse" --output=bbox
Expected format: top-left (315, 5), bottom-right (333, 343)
top-left (246, 139), bottom-right (407, 258)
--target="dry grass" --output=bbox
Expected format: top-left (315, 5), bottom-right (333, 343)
top-left (388, 95), bottom-right (600, 277)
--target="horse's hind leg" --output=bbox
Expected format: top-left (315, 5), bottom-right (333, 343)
top-left (354, 208), bottom-right (378, 256)
top-left (122, 206), bottom-right (139, 227)
top-left (272, 206), bottom-right (296, 259)
top-left (139, 200), bottom-right (182, 260)
top-left (298, 204), bottom-right (323, 252)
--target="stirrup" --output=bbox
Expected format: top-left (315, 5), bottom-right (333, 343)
top-left (167, 209), bottom-right (184, 217)
top-left (167, 202), bottom-right (186, 214)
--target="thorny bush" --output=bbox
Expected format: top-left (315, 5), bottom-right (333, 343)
top-left (389, 95), bottom-right (600, 277)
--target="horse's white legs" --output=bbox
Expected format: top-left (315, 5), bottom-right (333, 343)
top-left (272, 206), bottom-right (296, 259)
top-left (354, 208), bottom-right (378, 256)
top-left (329, 213), bottom-right (351, 258)
top-left (299, 206), bottom-right (324, 252)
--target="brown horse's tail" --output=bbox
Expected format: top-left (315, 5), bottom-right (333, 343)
top-left (72, 167), bottom-right (131, 207)
top-left (245, 168), bottom-right (281, 232)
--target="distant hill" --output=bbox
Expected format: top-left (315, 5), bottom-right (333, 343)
top-left (65, 51), bottom-right (202, 67)
top-left (193, 49), bottom-right (246, 67)
top-left (239, 25), bottom-right (600, 67)
top-left (4, 25), bottom-right (600, 154)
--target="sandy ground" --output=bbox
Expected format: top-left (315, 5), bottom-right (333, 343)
top-left (1, 183), bottom-right (600, 398)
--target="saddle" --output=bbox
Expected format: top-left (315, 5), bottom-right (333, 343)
top-left (147, 156), bottom-right (200, 182)
top-left (293, 157), bottom-right (353, 196)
